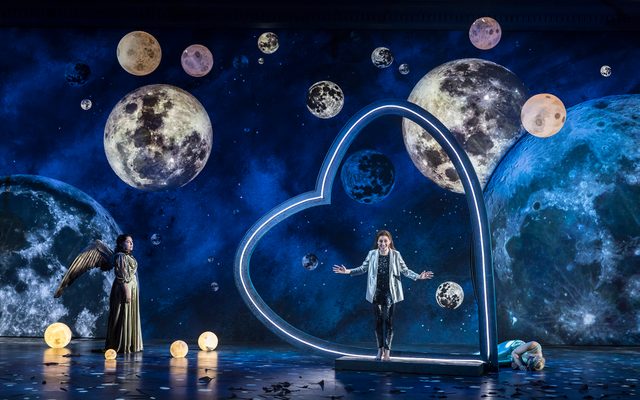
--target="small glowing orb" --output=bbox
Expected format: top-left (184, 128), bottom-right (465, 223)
top-left (600, 65), bottom-right (612, 77)
top-left (104, 349), bottom-right (117, 360)
top-left (170, 340), bottom-right (189, 358)
top-left (469, 17), bottom-right (502, 50)
top-left (44, 322), bottom-right (72, 348)
top-left (198, 331), bottom-right (219, 351)
top-left (521, 93), bottom-right (567, 138)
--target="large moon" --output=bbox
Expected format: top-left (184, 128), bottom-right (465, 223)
top-left (116, 31), bottom-right (162, 76)
top-left (403, 58), bottom-right (528, 193)
top-left (485, 95), bottom-right (640, 344)
top-left (0, 175), bottom-right (120, 337)
top-left (104, 84), bottom-right (213, 191)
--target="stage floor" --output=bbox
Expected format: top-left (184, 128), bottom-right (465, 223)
top-left (1, 338), bottom-right (639, 399)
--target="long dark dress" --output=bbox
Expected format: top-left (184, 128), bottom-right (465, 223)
top-left (105, 252), bottom-right (143, 353)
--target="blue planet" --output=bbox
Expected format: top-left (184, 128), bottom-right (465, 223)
top-left (0, 175), bottom-right (120, 337)
top-left (484, 95), bottom-right (640, 345)
top-left (340, 150), bottom-right (395, 204)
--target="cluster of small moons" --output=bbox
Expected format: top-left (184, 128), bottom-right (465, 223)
top-left (170, 331), bottom-right (219, 358)
top-left (520, 93), bottom-right (567, 138)
top-left (42, 323), bottom-right (219, 360)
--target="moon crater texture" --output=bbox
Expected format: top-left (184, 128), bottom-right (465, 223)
top-left (306, 81), bottom-right (344, 119)
top-left (104, 84), bottom-right (213, 191)
top-left (0, 175), bottom-right (119, 337)
top-left (469, 17), bottom-right (502, 50)
top-left (485, 95), bottom-right (640, 344)
top-left (340, 150), bottom-right (395, 204)
top-left (181, 44), bottom-right (213, 77)
top-left (116, 31), bottom-right (162, 76)
top-left (403, 58), bottom-right (528, 193)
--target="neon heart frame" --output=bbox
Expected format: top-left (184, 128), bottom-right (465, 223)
top-left (234, 99), bottom-right (498, 370)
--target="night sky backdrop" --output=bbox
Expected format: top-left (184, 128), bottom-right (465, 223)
top-left (1, 22), bottom-right (639, 350)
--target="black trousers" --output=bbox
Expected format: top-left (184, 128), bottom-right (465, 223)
top-left (373, 295), bottom-right (395, 350)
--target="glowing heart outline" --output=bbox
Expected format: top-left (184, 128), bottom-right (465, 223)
top-left (234, 99), bottom-right (498, 369)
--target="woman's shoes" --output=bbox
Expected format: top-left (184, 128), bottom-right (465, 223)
top-left (382, 349), bottom-right (391, 361)
top-left (375, 348), bottom-right (383, 361)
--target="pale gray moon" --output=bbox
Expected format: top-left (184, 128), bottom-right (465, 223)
top-left (469, 17), bottom-right (502, 50)
top-left (435, 281), bottom-right (464, 309)
top-left (257, 32), bottom-right (279, 54)
top-left (306, 81), bottom-right (344, 119)
top-left (0, 175), bottom-right (119, 337)
top-left (104, 84), bottom-right (213, 191)
top-left (116, 31), bottom-right (162, 76)
top-left (521, 93), bottom-right (567, 138)
top-left (403, 58), bottom-right (528, 193)
top-left (371, 47), bottom-right (394, 68)
top-left (181, 44), bottom-right (213, 77)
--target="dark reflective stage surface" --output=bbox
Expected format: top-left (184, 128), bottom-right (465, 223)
top-left (1, 338), bottom-right (639, 399)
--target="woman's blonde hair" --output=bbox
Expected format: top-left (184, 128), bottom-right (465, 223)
top-left (528, 356), bottom-right (545, 371)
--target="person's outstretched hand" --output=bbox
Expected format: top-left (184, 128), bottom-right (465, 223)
top-left (333, 265), bottom-right (349, 274)
top-left (418, 270), bottom-right (434, 280)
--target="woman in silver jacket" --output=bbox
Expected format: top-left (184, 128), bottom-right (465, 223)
top-left (333, 230), bottom-right (433, 361)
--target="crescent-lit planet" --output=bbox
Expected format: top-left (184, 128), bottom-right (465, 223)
top-left (116, 31), bottom-right (162, 76)
top-left (521, 93), bottom-right (567, 138)
top-left (257, 32), bottom-right (279, 54)
top-left (306, 81), bottom-right (344, 119)
top-left (104, 84), bottom-right (213, 190)
top-left (403, 58), bottom-right (528, 193)
top-left (469, 17), bottom-right (502, 50)
top-left (181, 44), bottom-right (213, 78)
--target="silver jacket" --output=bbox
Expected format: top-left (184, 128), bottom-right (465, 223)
top-left (350, 249), bottom-right (419, 304)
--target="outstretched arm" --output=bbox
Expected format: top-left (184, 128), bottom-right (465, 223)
top-left (335, 251), bottom-right (373, 276)
top-left (332, 265), bottom-right (350, 274)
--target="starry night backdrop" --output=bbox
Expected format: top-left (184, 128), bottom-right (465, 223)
top-left (0, 25), bottom-right (639, 351)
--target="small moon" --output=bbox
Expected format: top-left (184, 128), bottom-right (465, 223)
top-left (469, 17), bottom-right (502, 50)
top-left (521, 94), bottom-right (567, 138)
top-left (600, 65), bottom-right (612, 77)
top-left (306, 81), bottom-right (344, 119)
top-left (257, 32), bottom-right (279, 54)
top-left (371, 47), bottom-right (394, 68)
top-left (116, 31), bottom-right (162, 76)
top-left (181, 44), bottom-right (213, 77)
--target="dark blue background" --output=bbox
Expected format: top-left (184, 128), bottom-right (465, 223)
top-left (1, 26), bottom-right (638, 348)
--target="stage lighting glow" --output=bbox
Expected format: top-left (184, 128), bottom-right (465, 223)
top-left (170, 340), bottom-right (189, 358)
top-left (44, 322), bottom-right (72, 349)
top-left (198, 331), bottom-right (219, 351)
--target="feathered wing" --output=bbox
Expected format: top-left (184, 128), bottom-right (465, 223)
top-left (54, 240), bottom-right (114, 298)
